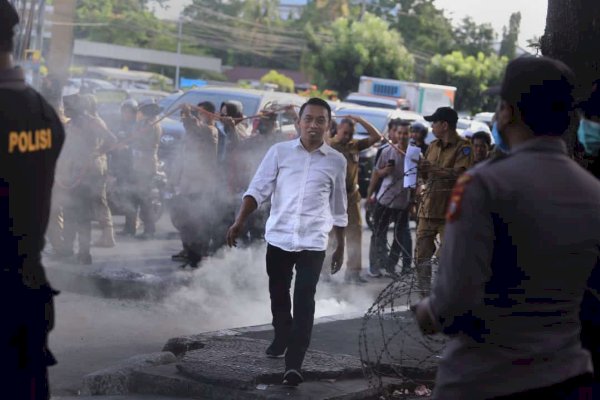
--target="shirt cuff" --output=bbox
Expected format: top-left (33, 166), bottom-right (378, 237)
top-left (332, 213), bottom-right (348, 227)
top-left (243, 189), bottom-right (264, 207)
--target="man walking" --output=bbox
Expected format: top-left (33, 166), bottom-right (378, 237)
top-left (413, 56), bottom-right (599, 399)
top-left (415, 107), bottom-right (473, 296)
top-left (226, 98), bottom-right (347, 387)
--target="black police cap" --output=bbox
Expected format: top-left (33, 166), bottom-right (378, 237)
top-left (424, 107), bottom-right (458, 124)
top-left (0, 0), bottom-right (20, 41)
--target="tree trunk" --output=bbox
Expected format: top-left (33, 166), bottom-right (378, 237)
top-left (541, 0), bottom-right (600, 155)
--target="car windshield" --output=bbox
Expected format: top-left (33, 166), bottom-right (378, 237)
top-left (158, 92), bottom-right (182, 111)
top-left (166, 91), bottom-right (261, 119)
top-left (335, 110), bottom-right (389, 133)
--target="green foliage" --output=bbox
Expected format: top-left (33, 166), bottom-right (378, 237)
top-left (453, 17), bottom-right (496, 56)
top-left (305, 13), bottom-right (415, 96)
top-left (366, 0), bottom-right (455, 55)
top-left (182, 0), bottom-right (295, 69)
top-left (427, 51), bottom-right (508, 113)
top-left (260, 70), bottom-right (295, 92)
top-left (499, 12), bottom-right (522, 59)
top-left (75, 0), bottom-right (178, 50)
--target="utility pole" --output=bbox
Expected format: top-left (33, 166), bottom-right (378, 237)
top-left (46, 0), bottom-right (77, 105)
top-left (175, 15), bottom-right (183, 90)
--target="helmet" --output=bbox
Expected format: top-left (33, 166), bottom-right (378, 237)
top-left (137, 99), bottom-right (162, 117)
top-left (410, 121), bottom-right (428, 135)
top-left (121, 98), bottom-right (138, 113)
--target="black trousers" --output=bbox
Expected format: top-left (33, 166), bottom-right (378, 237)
top-left (490, 373), bottom-right (593, 400)
top-left (266, 244), bottom-right (325, 371)
top-left (1, 277), bottom-right (57, 400)
top-left (581, 288), bottom-right (600, 383)
top-left (369, 202), bottom-right (411, 273)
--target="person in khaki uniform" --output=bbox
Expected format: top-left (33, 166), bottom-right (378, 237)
top-left (170, 101), bottom-right (219, 268)
top-left (325, 116), bottom-right (381, 284)
top-left (57, 93), bottom-right (117, 264)
top-left (415, 107), bottom-right (473, 295)
top-left (127, 100), bottom-right (162, 239)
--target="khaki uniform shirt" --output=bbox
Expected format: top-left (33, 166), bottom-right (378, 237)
top-left (418, 133), bottom-right (473, 219)
top-left (329, 137), bottom-right (370, 204)
top-left (57, 114), bottom-right (116, 186)
top-left (428, 138), bottom-right (600, 399)
top-left (131, 118), bottom-right (161, 176)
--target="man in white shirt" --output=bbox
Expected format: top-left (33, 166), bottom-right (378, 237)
top-left (226, 98), bottom-right (348, 387)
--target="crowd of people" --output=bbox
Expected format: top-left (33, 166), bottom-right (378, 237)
top-left (44, 92), bottom-right (296, 267)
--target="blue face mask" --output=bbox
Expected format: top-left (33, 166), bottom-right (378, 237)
top-left (492, 122), bottom-right (509, 153)
top-left (577, 118), bottom-right (600, 156)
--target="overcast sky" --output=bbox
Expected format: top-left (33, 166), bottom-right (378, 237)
top-left (155, 0), bottom-right (548, 48)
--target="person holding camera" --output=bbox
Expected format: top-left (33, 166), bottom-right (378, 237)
top-left (368, 119), bottom-right (413, 277)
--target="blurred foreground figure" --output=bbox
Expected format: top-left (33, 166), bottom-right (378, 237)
top-left (0, 1), bottom-right (65, 397)
top-left (413, 56), bottom-right (599, 399)
top-left (577, 78), bottom-right (600, 386)
top-left (226, 98), bottom-right (347, 387)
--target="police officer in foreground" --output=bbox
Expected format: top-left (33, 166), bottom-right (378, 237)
top-left (413, 56), bottom-right (600, 399)
top-left (414, 107), bottom-right (473, 296)
top-left (0, 1), bottom-right (65, 398)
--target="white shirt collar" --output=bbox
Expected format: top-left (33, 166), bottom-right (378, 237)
top-left (293, 137), bottom-right (331, 155)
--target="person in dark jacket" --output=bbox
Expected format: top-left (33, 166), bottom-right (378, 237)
top-left (0, 2), bottom-right (65, 397)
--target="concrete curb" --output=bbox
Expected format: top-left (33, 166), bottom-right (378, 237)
top-left (81, 352), bottom-right (177, 396)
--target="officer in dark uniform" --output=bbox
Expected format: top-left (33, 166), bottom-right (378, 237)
top-left (0, 2), bottom-right (65, 398)
top-left (413, 56), bottom-right (599, 399)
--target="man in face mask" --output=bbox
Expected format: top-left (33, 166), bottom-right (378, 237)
top-left (412, 56), bottom-right (600, 399)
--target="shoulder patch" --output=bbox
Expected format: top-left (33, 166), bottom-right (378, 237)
top-left (446, 173), bottom-right (473, 222)
top-left (462, 146), bottom-right (471, 156)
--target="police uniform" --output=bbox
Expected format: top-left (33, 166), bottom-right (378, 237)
top-left (415, 130), bottom-right (472, 295)
top-left (423, 137), bottom-right (600, 399)
top-left (0, 64), bottom-right (65, 399)
top-left (327, 136), bottom-right (371, 279)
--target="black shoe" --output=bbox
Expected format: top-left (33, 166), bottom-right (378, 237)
top-left (117, 230), bottom-right (135, 237)
top-left (77, 253), bottom-right (92, 265)
top-left (282, 369), bottom-right (303, 387)
top-left (266, 340), bottom-right (287, 358)
top-left (401, 267), bottom-right (412, 275)
top-left (171, 250), bottom-right (188, 262)
top-left (136, 232), bottom-right (155, 240)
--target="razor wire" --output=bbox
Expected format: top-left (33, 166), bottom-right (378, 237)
top-left (359, 156), bottom-right (463, 398)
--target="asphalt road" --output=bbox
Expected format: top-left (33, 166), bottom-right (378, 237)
top-left (44, 208), bottom-right (407, 396)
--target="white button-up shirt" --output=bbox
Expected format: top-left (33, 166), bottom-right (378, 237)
top-left (244, 138), bottom-right (348, 252)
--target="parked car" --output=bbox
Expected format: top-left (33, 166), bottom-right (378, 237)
top-left (473, 112), bottom-right (495, 129)
top-left (157, 86), bottom-right (307, 173)
top-left (126, 89), bottom-right (170, 103)
top-left (457, 118), bottom-right (494, 143)
top-left (334, 106), bottom-right (423, 198)
top-left (344, 92), bottom-right (411, 110)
